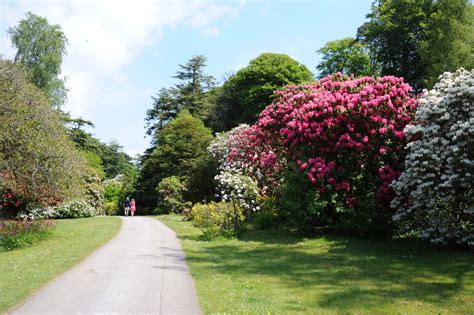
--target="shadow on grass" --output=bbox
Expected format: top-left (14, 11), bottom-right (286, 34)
top-left (182, 226), bottom-right (473, 311)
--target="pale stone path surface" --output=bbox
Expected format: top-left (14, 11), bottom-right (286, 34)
top-left (11, 217), bottom-right (201, 314)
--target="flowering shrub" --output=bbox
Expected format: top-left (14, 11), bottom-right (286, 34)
top-left (54, 200), bottom-right (96, 218)
top-left (214, 171), bottom-right (259, 215)
top-left (0, 219), bottom-right (55, 250)
top-left (191, 202), bottom-right (243, 239)
top-left (156, 176), bottom-right (187, 213)
top-left (253, 73), bottom-right (417, 233)
top-left (0, 189), bottom-right (26, 217)
top-left (391, 69), bottom-right (474, 247)
top-left (209, 126), bottom-right (262, 218)
top-left (17, 199), bottom-right (96, 219)
top-left (17, 204), bottom-right (58, 220)
top-left (209, 125), bottom-right (286, 195)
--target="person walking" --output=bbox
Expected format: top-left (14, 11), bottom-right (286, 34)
top-left (130, 199), bottom-right (136, 217)
top-left (124, 197), bottom-right (130, 216)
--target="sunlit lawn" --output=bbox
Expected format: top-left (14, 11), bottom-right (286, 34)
top-left (0, 217), bottom-right (121, 312)
top-left (157, 214), bottom-right (474, 314)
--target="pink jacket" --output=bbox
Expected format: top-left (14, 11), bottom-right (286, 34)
top-left (130, 200), bottom-right (136, 211)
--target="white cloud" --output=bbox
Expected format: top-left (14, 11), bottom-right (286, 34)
top-left (0, 0), bottom-right (243, 154)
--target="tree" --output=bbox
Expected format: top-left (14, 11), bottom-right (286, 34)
top-left (8, 12), bottom-right (68, 108)
top-left (66, 118), bottom-right (135, 179)
top-left (316, 37), bottom-right (377, 78)
top-left (210, 53), bottom-right (314, 131)
top-left (0, 60), bottom-right (85, 210)
top-left (145, 55), bottom-right (215, 136)
top-left (137, 110), bottom-right (214, 208)
top-left (359, 0), bottom-right (474, 91)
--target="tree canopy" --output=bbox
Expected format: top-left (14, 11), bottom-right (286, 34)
top-left (8, 12), bottom-right (68, 108)
top-left (0, 60), bottom-right (85, 206)
top-left (145, 55), bottom-right (215, 137)
top-left (210, 53), bottom-right (314, 131)
top-left (316, 37), bottom-right (377, 78)
top-left (359, 0), bottom-right (474, 91)
top-left (137, 110), bottom-right (214, 208)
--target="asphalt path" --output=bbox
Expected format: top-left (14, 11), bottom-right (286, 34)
top-left (11, 216), bottom-right (200, 314)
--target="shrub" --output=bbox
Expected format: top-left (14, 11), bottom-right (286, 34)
top-left (0, 189), bottom-right (28, 218)
top-left (54, 200), bottom-right (96, 218)
top-left (215, 171), bottom-right (260, 214)
top-left (253, 73), bottom-right (417, 235)
top-left (251, 195), bottom-right (279, 229)
top-left (392, 69), bottom-right (474, 247)
top-left (103, 202), bottom-right (118, 216)
top-left (0, 219), bottom-right (55, 250)
top-left (17, 204), bottom-right (58, 220)
top-left (157, 176), bottom-right (187, 213)
top-left (191, 202), bottom-right (243, 239)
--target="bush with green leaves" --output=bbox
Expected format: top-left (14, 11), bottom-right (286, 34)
top-left (191, 201), bottom-right (243, 239)
top-left (157, 176), bottom-right (187, 213)
top-left (392, 69), bottom-right (474, 247)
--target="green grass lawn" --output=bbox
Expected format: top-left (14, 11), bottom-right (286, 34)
top-left (0, 216), bottom-right (121, 312)
top-left (157, 214), bottom-right (474, 314)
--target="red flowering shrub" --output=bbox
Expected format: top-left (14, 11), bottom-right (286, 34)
top-left (0, 189), bottom-right (26, 217)
top-left (0, 186), bottom-right (62, 218)
top-left (252, 73), bottom-right (417, 234)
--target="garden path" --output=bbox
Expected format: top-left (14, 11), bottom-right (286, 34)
top-left (11, 216), bottom-right (200, 314)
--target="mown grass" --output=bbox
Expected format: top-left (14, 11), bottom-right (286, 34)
top-left (157, 214), bottom-right (474, 314)
top-left (0, 216), bottom-right (121, 313)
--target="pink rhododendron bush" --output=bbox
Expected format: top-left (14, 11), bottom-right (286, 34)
top-left (391, 69), bottom-right (474, 247)
top-left (254, 73), bottom-right (418, 234)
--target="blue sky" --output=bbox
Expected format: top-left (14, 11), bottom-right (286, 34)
top-left (1, 0), bottom-right (372, 156)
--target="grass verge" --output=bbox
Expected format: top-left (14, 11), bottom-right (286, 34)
top-left (0, 216), bottom-right (121, 312)
top-left (157, 214), bottom-right (474, 314)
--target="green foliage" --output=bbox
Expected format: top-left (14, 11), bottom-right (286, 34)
top-left (145, 55), bottom-right (216, 136)
top-left (210, 53), bottom-right (313, 131)
top-left (138, 110), bottom-right (214, 208)
top-left (0, 219), bottom-right (55, 251)
top-left (156, 176), bottom-right (187, 213)
top-left (8, 12), bottom-right (68, 108)
top-left (359, 0), bottom-right (474, 91)
top-left (251, 195), bottom-right (279, 230)
top-left (190, 202), bottom-right (243, 239)
top-left (80, 151), bottom-right (106, 180)
top-left (278, 171), bottom-right (332, 231)
top-left (67, 120), bottom-right (135, 180)
top-left (0, 60), bottom-right (86, 209)
top-left (316, 37), bottom-right (377, 78)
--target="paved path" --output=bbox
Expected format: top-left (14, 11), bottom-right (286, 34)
top-left (11, 217), bottom-right (200, 314)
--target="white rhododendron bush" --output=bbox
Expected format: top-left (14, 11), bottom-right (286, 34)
top-left (392, 69), bottom-right (473, 247)
top-left (208, 124), bottom-right (260, 212)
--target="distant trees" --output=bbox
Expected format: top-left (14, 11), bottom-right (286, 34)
top-left (210, 53), bottom-right (314, 131)
top-left (8, 12), bottom-right (69, 108)
top-left (0, 60), bottom-right (86, 208)
top-left (137, 110), bottom-right (214, 208)
top-left (316, 37), bottom-right (377, 78)
top-left (145, 55), bottom-right (215, 137)
top-left (66, 120), bottom-right (135, 180)
top-left (358, 0), bottom-right (474, 91)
